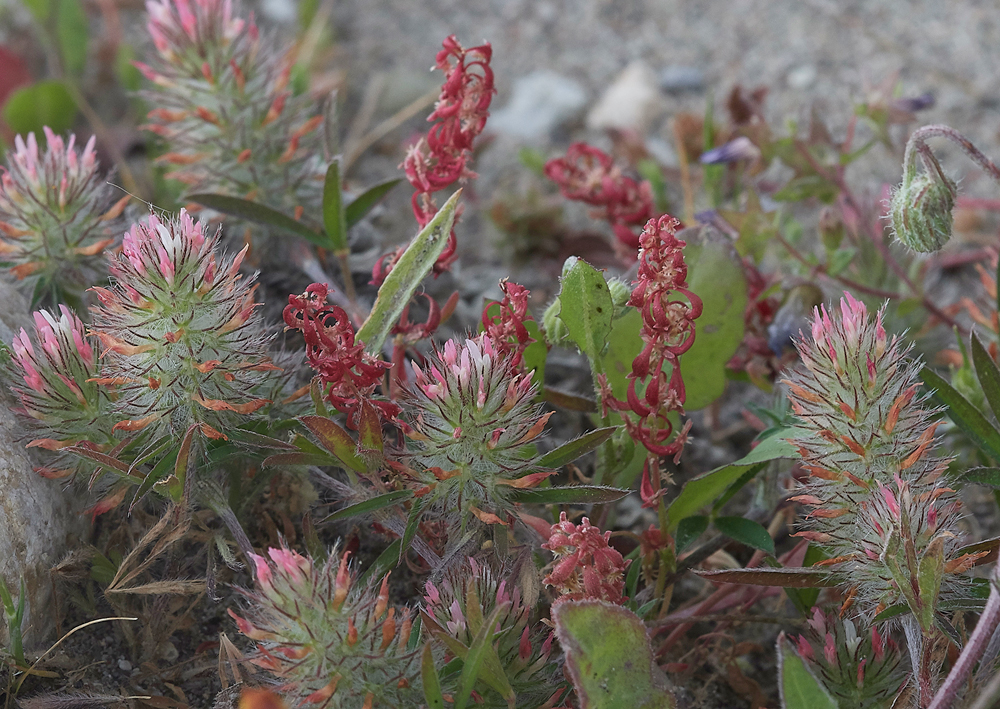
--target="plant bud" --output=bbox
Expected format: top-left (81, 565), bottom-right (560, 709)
top-left (890, 169), bottom-right (957, 253)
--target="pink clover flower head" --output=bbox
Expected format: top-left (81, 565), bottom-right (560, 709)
top-left (542, 512), bottom-right (629, 604)
top-left (120, 209), bottom-right (213, 286)
top-left (0, 128), bottom-right (114, 290)
top-left (7, 304), bottom-right (109, 455)
top-left (232, 546), bottom-right (425, 706)
top-left (146, 0), bottom-right (248, 62)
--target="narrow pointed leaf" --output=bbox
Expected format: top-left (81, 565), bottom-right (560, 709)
top-left (345, 178), bottom-right (402, 228)
top-left (398, 496), bottom-right (426, 564)
top-left (356, 189), bottom-right (461, 354)
top-left (356, 539), bottom-right (402, 589)
top-left (322, 490), bottom-right (414, 523)
top-left (298, 415), bottom-right (366, 472)
top-left (921, 366), bottom-right (1000, 461)
top-left (509, 485), bottom-right (629, 505)
top-left (454, 605), bottom-right (505, 709)
top-left (961, 467), bottom-right (1000, 488)
top-left (129, 447), bottom-right (179, 511)
top-left (694, 567), bottom-right (838, 588)
top-left (955, 536), bottom-right (1000, 566)
top-left (187, 193), bottom-right (325, 246)
top-left (675, 516), bottom-right (708, 554)
top-left (422, 644), bottom-right (446, 709)
top-left (971, 332), bottom-right (1000, 423)
top-left (358, 400), bottom-right (384, 453)
top-left (537, 427), bottom-right (618, 469)
top-left (777, 633), bottom-right (838, 709)
top-left (322, 160), bottom-right (348, 252)
top-left (715, 516), bottom-right (775, 554)
top-left (225, 428), bottom-right (298, 450)
top-left (64, 445), bottom-right (140, 479)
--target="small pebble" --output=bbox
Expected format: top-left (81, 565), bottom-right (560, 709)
top-left (786, 64), bottom-right (817, 90)
top-left (490, 70), bottom-right (587, 140)
top-left (118, 658), bottom-right (132, 672)
top-left (587, 61), bottom-right (662, 132)
top-left (659, 65), bottom-right (705, 93)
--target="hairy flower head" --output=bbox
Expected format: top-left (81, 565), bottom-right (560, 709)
top-left (406, 334), bottom-right (550, 525)
top-left (542, 512), bottom-right (628, 604)
top-left (90, 210), bottom-right (275, 438)
top-left (0, 129), bottom-right (119, 293)
top-left (230, 547), bottom-right (423, 708)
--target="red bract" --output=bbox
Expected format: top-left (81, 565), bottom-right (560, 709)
top-left (542, 512), bottom-right (628, 604)
top-left (544, 142), bottom-right (654, 253)
top-left (283, 283), bottom-right (397, 424)
top-left (605, 215), bottom-right (702, 461)
top-left (374, 36), bottom-right (495, 284)
top-left (482, 280), bottom-right (534, 367)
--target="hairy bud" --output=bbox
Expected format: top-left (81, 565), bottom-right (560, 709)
top-left (889, 168), bottom-right (956, 253)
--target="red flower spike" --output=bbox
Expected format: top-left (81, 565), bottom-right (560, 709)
top-left (283, 283), bottom-right (398, 426)
top-left (374, 36), bottom-right (495, 284)
top-left (544, 142), bottom-right (654, 254)
top-left (542, 512), bottom-right (629, 604)
top-left (482, 280), bottom-right (535, 367)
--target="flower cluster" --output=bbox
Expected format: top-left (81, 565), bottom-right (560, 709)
top-left (138, 0), bottom-right (323, 246)
top-left (481, 280), bottom-right (534, 368)
top-left (603, 216), bottom-right (702, 472)
top-left (230, 546), bottom-right (424, 708)
top-left (423, 558), bottom-right (565, 708)
top-left (542, 512), bottom-right (628, 604)
top-left (790, 610), bottom-right (905, 709)
top-left (785, 294), bottom-right (979, 623)
top-left (0, 129), bottom-right (120, 295)
top-left (406, 334), bottom-right (550, 526)
top-left (544, 142), bottom-right (654, 254)
top-left (283, 283), bottom-right (397, 425)
top-left (374, 36), bottom-right (495, 283)
top-left (90, 209), bottom-right (276, 438)
top-left (8, 305), bottom-right (115, 476)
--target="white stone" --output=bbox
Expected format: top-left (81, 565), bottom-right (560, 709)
top-left (586, 61), bottom-right (663, 133)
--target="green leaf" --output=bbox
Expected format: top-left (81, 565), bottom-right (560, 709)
top-left (666, 432), bottom-right (796, 531)
top-left (921, 366), bottom-right (1000, 461)
top-left (679, 238), bottom-right (748, 410)
top-left (777, 633), bottom-right (838, 709)
top-left (187, 193), bottom-right (325, 246)
top-left (557, 257), bottom-right (614, 362)
top-left (521, 317), bottom-right (548, 388)
top-left (916, 537), bottom-right (945, 631)
top-left (322, 160), bottom-right (347, 253)
top-left (398, 496), bottom-right (426, 564)
top-left (23, 0), bottom-right (51, 21)
top-left (971, 332), bottom-right (1000, 422)
top-left (355, 190), bottom-right (461, 354)
top-left (537, 427), bottom-right (618, 469)
top-left (355, 540), bottom-right (402, 589)
top-left (772, 175), bottom-right (839, 204)
top-left (421, 644), bottom-right (446, 709)
top-left (357, 401), bottom-right (384, 454)
top-left (454, 604), bottom-right (505, 709)
top-left (675, 515), bottom-right (708, 554)
top-left (715, 516), bottom-right (775, 554)
top-left (322, 490), bottom-right (413, 523)
top-left (598, 308), bottom-right (643, 401)
top-left (55, 0), bottom-right (88, 76)
top-left (825, 247), bottom-right (856, 277)
top-left (509, 485), bottom-right (629, 505)
top-left (3, 80), bottom-right (77, 137)
top-left (554, 600), bottom-right (675, 709)
top-left (298, 416), bottom-right (366, 473)
top-left (345, 178), bottom-right (402, 228)
top-left (960, 467), bottom-right (1000, 488)
top-left (695, 567), bottom-right (838, 588)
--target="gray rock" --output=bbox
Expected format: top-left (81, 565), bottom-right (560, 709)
top-left (0, 279), bottom-right (86, 646)
top-left (489, 70), bottom-right (587, 141)
top-left (658, 65), bottom-right (705, 93)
